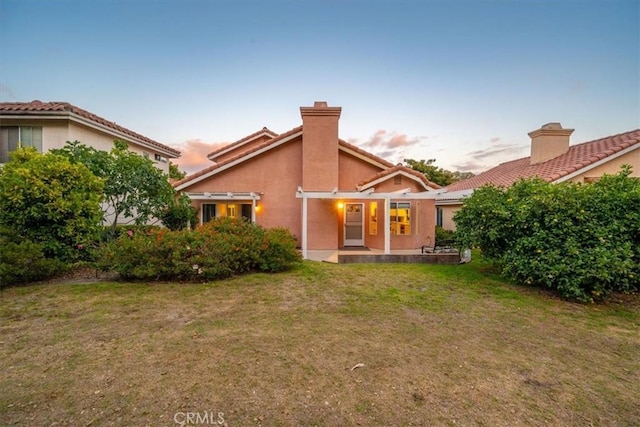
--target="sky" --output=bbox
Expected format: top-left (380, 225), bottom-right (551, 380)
top-left (1, 0), bottom-right (638, 174)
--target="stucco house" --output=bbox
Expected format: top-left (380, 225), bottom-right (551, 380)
top-left (436, 123), bottom-right (640, 230)
top-left (0, 100), bottom-right (180, 173)
top-left (174, 101), bottom-right (441, 259)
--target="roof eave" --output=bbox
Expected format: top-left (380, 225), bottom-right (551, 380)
top-left (0, 109), bottom-right (180, 158)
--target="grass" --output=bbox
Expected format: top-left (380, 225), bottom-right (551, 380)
top-left (0, 259), bottom-right (638, 426)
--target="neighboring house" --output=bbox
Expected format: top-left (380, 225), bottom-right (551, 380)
top-left (174, 101), bottom-right (441, 259)
top-left (0, 100), bottom-right (180, 173)
top-left (436, 123), bottom-right (640, 230)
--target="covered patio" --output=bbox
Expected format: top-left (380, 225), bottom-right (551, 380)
top-left (296, 187), bottom-right (440, 259)
top-left (305, 247), bottom-right (461, 264)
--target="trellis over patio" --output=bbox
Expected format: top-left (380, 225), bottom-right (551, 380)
top-left (296, 187), bottom-right (447, 260)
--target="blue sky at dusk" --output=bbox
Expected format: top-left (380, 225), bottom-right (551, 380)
top-left (1, 0), bottom-right (638, 174)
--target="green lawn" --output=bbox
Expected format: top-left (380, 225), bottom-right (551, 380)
top-left (1, 259), bottom-right (638, 426)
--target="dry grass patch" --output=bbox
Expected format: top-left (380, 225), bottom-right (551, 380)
top-left (1, 261), bottom-right (638, 426)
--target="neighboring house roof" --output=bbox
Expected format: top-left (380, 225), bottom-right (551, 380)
top-left (207, 127), bottom-right (278, 161)
top-left (358, 164), bottom-right (441, 191)
top-left (446, 128), bottom-right (640, 192)
top-left (0, 100), bottom-right (180, 157)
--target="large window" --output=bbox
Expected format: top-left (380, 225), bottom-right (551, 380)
top-left (436, 207), bottom-right (443, 227)
top-left (369, 202), bottom-right (378, 235)
top-left (390, 202), bottom-right (411, 235)
top-left (202, 203), bottom-right (252, 223)
top-left (0, 126), bottom-right (43, 163)
top-left (202, 204), bottom-right (217, 223)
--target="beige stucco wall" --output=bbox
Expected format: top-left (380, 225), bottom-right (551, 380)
top-left (67, 122), bottom-right (171, 174)
top-left (567, 149), bottom-right (640, 182)
top-left (0, 117), bottom-right (171, 173)
top-left (439, 205), bottom-right (461, 231)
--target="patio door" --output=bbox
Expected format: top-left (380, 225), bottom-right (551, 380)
top-left (344, 203), bottom-right (364, 246)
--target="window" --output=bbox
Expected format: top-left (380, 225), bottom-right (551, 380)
top-left (202, 204), bottom-right (216, 223)
top-left (202, 203), bottom-right (252, 223)
top-left (154, 153), bottom-right (167, 163)
top-left (0, 126), bottom-right (43, 163)
top-left (369, 202), bottom-right (378, 235)
top-left (390, 202), bottom-right (411, 235)
top-left (436, 207), bottom-right (443, 227)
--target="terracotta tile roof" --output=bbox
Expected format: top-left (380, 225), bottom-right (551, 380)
top-left (0, 100), bottom-right (180, 157)
top-left (338, 139), bottom-right (395, 168)
top-left (446, 128), bottom-right (640, 192)
top-left (174, 125), bottom-right (304, 189)
top-left (358, 164), bottom-right (442, 190)
top-left (207, 127), bottom-right (279, 159)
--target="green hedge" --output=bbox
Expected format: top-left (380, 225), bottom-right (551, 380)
top-left (97, 217), bottom-right (301, 281)
top-left (454, 166), bottom-right (639, 302)
top-left (0, 236), bottom-right (67, 287)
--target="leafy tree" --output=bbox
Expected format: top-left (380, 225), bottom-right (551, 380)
top-left (53, 140), bottom-right (176, 227)
top-left (454, 166), bottom-right (639, 302)
top-left (169, 161), bottom-right (187, 180)
top-left (160, 193), bottom-right (197, 230)
top-left (404, 158), bottom-right (474, 187)
top-left (452, 170), bottom-right (476, 182)
top-left (0, 148), bottom-right (103, 262)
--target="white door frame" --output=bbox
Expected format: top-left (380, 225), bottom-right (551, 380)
top-left (343, 202), bottom-right (365, 246)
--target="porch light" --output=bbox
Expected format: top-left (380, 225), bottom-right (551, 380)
top-left (337, 202), bottom-right (344, 209)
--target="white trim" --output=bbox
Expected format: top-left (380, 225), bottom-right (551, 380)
top-left (207, 130), bottom-right (276, 161)
top-left (251, 199), bottom-right (257, 223)
top-left (553, 142), bottom-right (640, 183)
top-left (384, 198), bottom-right (391, 254)
top-left (392, 187), bottom-right (412, 194)
top-left (434, 189), bottom-right (474, 205)
top-left (295, 189), bottom-right (438, 200)
top-left (338, 144), bottom-right (391, 170)
top-left (176, 130), bottom-right (303, 191)
top-left (185, 191), bottom-right (261, 201)
top-left (302, 196), bottom-right (308, 259)
top-left (358, 170), bottom-right (434, 192)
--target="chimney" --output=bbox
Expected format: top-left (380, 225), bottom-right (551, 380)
top-left (300, 101), bottom-right (342, 190)
top-left (528, 122), bottom-right (574, 165)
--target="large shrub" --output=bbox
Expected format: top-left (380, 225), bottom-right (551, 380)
top-left (160, 194), bottom-right (198, 231)
top-left (97, 217), bottom-right (301, 281)
top-left (454, 166), bottom-right (639, 302)
top-left (0, 235), bottom-right (66, 287)
top-left (0, 148), bottom-right (103, 263)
